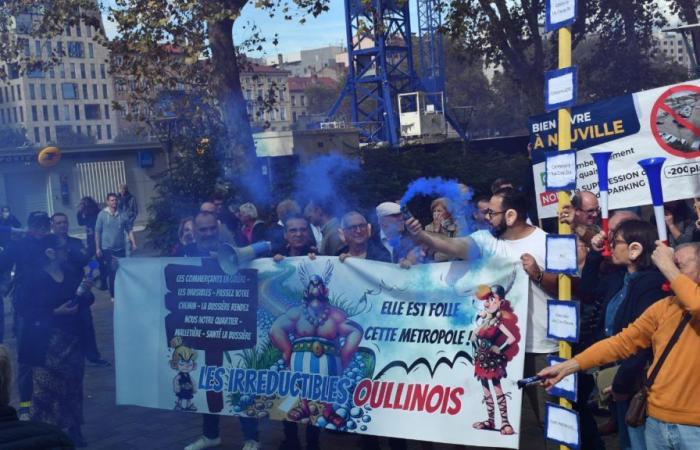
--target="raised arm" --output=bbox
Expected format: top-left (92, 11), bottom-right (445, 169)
top-left (405, 217), bottom-right (475, 261)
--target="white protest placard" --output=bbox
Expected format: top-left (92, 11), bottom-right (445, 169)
top-left (547, 300), bottom-right (579, 342)
top-left (547, 356), bottom-right (578, 402)
top-left (545, 403), bottom-right (580, 449)
top-left (546, 235), bottom-right (578, 274)
top-left (545, 0), bottom-right (577, 32)
top-left (529, 79), bottom-right (700, 220)
top-left (545, 67), bottom-right (577, 112)
top-left (546, 150), bottom-right (577, 190)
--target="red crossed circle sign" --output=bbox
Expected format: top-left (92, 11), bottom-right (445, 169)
top-left (649, 84), bottom-right (700, 159)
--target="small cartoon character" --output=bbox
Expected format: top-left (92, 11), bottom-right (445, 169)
top-left (471, 284), bottom-right (520, 435)
top-left (169, 336), bottom-right (198, 411)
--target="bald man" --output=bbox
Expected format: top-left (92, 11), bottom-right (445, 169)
top-left (199, 202), bottom-right (235, 245)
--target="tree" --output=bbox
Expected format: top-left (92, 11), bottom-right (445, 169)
top-left (444, 0), bottom-right (681, 118)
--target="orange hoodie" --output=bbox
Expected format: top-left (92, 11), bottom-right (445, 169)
top-left (574, 274), bottom-right (700, 426)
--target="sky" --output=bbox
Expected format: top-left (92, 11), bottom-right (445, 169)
top-left (101, 0), bottom-right (350, 60)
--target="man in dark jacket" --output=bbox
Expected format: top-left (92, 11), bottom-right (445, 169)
top-left (0, 211), bottom-right (50, 419)
top-left (117, 184), bottom-right (138, 229)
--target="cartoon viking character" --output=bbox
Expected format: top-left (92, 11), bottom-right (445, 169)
top-left (169, 336), bottom-right (198, 411)
top-left (472, 284), bottom-right (520, 435)
top-left (269, 261), bottom-right (363, 423)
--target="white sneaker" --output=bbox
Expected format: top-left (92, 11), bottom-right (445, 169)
top-left (242, 440), bottom-right (260, 450)
top-left (184, 436), bottom-right (222, 450)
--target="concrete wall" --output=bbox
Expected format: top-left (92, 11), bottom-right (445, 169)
top-left (0, 142), bottom-right (165, 234)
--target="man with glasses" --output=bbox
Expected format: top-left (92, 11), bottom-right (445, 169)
top-left (375, 202), bottom-right (414, 264)
top-left (338, 211), bottom-right (391, 262)
top-left (560, 191), bottom-right (601, 244)
top-left (406, 188), bottom-right (559, 440)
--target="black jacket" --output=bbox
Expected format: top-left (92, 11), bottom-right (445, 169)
top-left (0, 405), bottom-right (74, 449)
top-left (581, 250), bottom-right (667, 394)
top-left (336, 240), bottom-right (392, 263)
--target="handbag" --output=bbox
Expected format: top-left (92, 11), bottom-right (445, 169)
top-left (625, 312), bottom-right (692, 427)
top-left (594, 365), bottom-right (619, 408)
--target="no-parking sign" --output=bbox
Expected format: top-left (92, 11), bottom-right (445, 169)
top-left (529, 79), bottom-right (700, 219)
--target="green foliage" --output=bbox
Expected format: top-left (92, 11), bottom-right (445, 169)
top-left (240, 342), bottom-right (282, 370)
top-left (146, 135), bottom-right (223, 253)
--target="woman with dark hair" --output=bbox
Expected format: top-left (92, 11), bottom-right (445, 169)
top-left (663, 200), bottom-right (695, 247)
top-left (76, 196), bottom-right (100, 257)
top-left (16, 234), bottom-right (93, 447)
top-left (582, 219), bottom-right (667, 450)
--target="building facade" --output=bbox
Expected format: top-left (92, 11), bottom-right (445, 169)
top-left (0, 9), bottom-right (119, 148)
top-left (241, 64), bottom-right (293, 132)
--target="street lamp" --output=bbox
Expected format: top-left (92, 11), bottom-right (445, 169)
top-left (662, 24), bottom-right (700, 78)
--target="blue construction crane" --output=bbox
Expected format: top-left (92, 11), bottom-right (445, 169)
top-left (328, 0), bottom-right (467, 146)
top-left (416, 0), bottom-right (445, 93)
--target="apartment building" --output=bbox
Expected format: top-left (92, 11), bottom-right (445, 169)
top-left (0, 9), bottom-right (118, 147)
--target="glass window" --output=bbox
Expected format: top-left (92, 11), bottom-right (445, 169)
top-left (88, 43), bottom-right (94, 59)
top-left (75, 23), bottom-right (81, 37)
top-left (86, 125), bottom-right (92, 135)
top-left (64, 105), bottom-right (70, 120)
top-left (82, 84), bottom-right (88, 99)
top-left (104, 104), bottom-right (110, 119)
top-left (65, 25), bottom-right (71, 36)
top-left (86, 25), bottom-right (92, 38)
top-left (85, 104), bottom-right (100, 120)
top-left (100, 64), bottom-right (106, 79)
top-left (90, 64), bottom-right (96, 79)
top-left (56, 125), bottom-right (72, 140)
top-left (40, 84), bottom-right (46, 100)
top-left (67, 41), bottom-right (84, 58)
top-left (92, 84), bottom-right (98, 99)
top-left (96, 125), bottom-right (102, 140)
top-left (106, 124), bottom-right (112, 140)
top-left (34, 40), bottom-right (41, 58)
top-left (301, 95), bottom-right (305, 106)
top-left (61, 82), bottom-right (78, 99)
top-left (60, 63), bottom-right (65, 79)
top-left (102, 84), bottom-right (108, 99)
top-left (19, 106), bottom-right (23, 122)
top-left (70, 63), bottom-right (76, 79)
top-left (45, 126), bottom-right (51, 142)
top-left (31, 105), bottom-right (38, 121)
top-left (29, 84), bottom-right (36, 100)
top-left (16, 85), bottom-right (21, 101)
top-left (51, 84), bottom-right (57, 100)
top-left (45, 40), bottom-right (51, 55)
top-left (80, 63), bottom-right (86, 78)
top-left (56, 41), bottom-right (63, 56)
top-left (42, 105), bottom-right (48, 121)
top-left (76, 125), bottom-right (81, 134)
top-left (53, 105), bottom-right (59, 120)
top-left (74, 105), bottom-right (80, 120)
top-left (34, 127), bottom-right (40, 143)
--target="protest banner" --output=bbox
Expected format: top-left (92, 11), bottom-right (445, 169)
top-left (115, 256), bottom-right (529, 448)
top-left (530, 79), bottom-right (700, 219)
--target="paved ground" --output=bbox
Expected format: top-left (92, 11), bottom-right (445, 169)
top-left (3, 248), bottom-right (620, 449)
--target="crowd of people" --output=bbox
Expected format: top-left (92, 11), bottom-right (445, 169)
top-left (0, 176), bottom-right (699, 450)
top-left (0, 184), bottom-right (137, 448)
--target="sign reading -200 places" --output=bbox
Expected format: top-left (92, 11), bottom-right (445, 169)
top-left (530, 79), bottom-right (700, 219)
top-left (115, 256), bottom-right (529, 448)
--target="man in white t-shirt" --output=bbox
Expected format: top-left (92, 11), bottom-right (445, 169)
top-left (406, 187), bottom-right (559, 430)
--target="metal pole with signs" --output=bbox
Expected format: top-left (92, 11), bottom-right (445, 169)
top-left (544, 1), bottom-right (578, 449)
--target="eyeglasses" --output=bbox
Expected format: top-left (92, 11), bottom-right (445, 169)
top-left (611, 238), bottom-right (628, 248)
top-left (577, 207), bottom-right (600, 216)
top-left (344, 223), bottom-right (368, 232)
top-left (485, 209), bottom-right (506, 219)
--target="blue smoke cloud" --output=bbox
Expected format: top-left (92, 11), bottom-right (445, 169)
top-left (293, 153), bottom-right (360, 215)
top-left (400, 177), bottom-right (476, 236)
